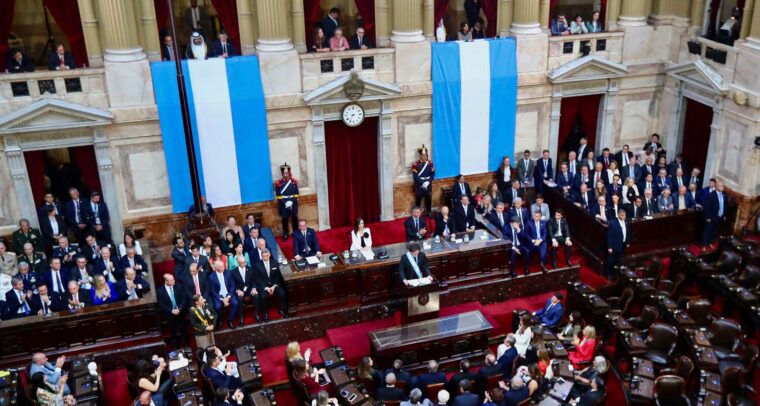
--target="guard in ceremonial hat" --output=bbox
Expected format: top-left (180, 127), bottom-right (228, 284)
top-left (275, 163), bottom-right (299, 241)
top-left (411, 145), bottom-right (435, 214)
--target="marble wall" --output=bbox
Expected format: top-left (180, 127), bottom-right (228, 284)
top-left (515, 103), bottom-right (550, 157)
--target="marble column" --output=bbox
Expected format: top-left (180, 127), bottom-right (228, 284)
top-left (548, 95), bottom-right (562, 163)
top-left (741, 0), bottom-right (756, 40)
top-left (98, 0), bottom-right (146, 62)
top-left (311, 108), bottom-right (331, 230)
top-left (703, 106), bottom-right (721, 185)
top-left (237, 0), bottom-right (256, 55)
top-left (498, 0), bottom-right (514, 37)
top-left (138, 0), bottom-right (161, 61)
top-left (511, 0), bottom-right (541, 35)
top-left (391, 0), bottom-right (425, 43)
top-left (77, 0), bottom-right (103, 67)
top-left (423, 0), bottom-right (435, 41)
top-left (691, 0), bottom-right (706, 28)
top-left (291, 0), bottom-right (306, 53)
top-left (256, 0), bottom-right (294, 52)
top-left (378, 102), bottom-right (394, 221)
top-left (4, 135), bottom-right (38, 228)
top-left (664, 84), bottom-right (684, 161)
top-left (606, 0), bottom-right (621, 30)
top-left (539, 0), bottom-right (550, 30)
top-left (599, 85), bottom-right (618, 151)
top-left (376, 0), bottom-right (391, 47)
top-left (618, 0), bottom-right (648, 27)
top-left (94, 128), bottom-right (124, 243)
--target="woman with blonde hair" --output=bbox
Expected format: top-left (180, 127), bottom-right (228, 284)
top-left (91, 274), bottom-right (117, 305)
top-left (622, 177), bottom-right (640, 204)
top-left (568, 325), bottom-right (597, 368)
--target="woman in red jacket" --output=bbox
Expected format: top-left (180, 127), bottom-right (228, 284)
top-left (568, 325), bottom-right (597, 368)
top-left (293, 358), bottom-right (323, 396)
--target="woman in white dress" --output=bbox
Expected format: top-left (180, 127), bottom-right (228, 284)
top-left (118, 230), bottom-right (143, 258)
top-left (514, 314), bottom-right (534, 356)
top-left (350, 218), bottom-right (372, 252)
top-left (622, 177), bottom-right (640, 205)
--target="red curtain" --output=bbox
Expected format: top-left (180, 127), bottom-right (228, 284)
top-left (43, 0), bottom-right (87, 68)
top-left (557, 94), bottom-right (602, 155)
top-left (210, 0), bottom-right (241, 52)
top-left (353, 0), bottom-right (375, 43)
top-left (707, 0), bottom-right (721, 36)
top-left (24, 150), bottom-right (47, 207)
top-left (304, 0), bottom-right (322, 50)
top-left (69, 146), bottom-right (102, 196)
top-left (154, 0), bottom-right (170, 33)
top-left (325, 117), bottom-right (380, 228)
top-left (0, 0), bottom-right (15, 72)
top-left (681, 99), bottom-right (712, 173)
top-left (434, 0), bottom-right (450, 28)
top-left (481, 0), bottom-right (498, 37)
top-left (599, 0), bottom-right (607, 27)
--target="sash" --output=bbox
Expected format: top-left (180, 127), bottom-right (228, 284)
top-left (279, 180), bottom-right (292, 195)
top-left (419, 161), bottom-right (429, 176)
top-left (406, 252), bottom-right (422, 279)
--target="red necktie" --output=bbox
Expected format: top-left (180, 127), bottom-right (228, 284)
top-left (59, 55), bottom-right (64, 66)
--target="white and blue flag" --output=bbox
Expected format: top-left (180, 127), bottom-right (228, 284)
top-left (432, 38), bottom-right (518, 178)
top-left (151, 56), bottom-right (273, 213)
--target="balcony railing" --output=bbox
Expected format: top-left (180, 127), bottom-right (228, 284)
top-left (300, 48), bottom-right (395, 91)
top-left (685, 37), bottom-right (738, 81)
top-left (548, 31), bottom-right (624, 70)
top-left (0, 68), bottom-right (108, 115)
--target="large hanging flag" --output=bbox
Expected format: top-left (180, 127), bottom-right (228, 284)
top-left (432, 38), bottom-right (518, 178)
top-left (151, 56), bottom-right (273, 213)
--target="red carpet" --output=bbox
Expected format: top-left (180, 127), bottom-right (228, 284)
top-left (257, 337), bottom-right (332, 386)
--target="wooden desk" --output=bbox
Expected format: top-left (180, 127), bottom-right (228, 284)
top-left (548, 379), bottom-right (574, 401)
top-left (622, 334), bottom-right (647, 356)
top-left (175, 391), bottom-right (204, 406)
top-left (235, 345), bottom-right (257, 365)
top-left (698, 392), bottom-right (722, 406)
top-left (320, 347), bottom-right (345, 367)
top-left (327, 366), bottom-right (352, 388)
top-left (630, 377), bottom-right (654, 400)
top-left (554, 360), bottom-right (575, 379)
top-left (338, 384), bottom-right (371, 406)
top-left (632, 358), bottom-right (656, 380)
top-left (548, 341), bottom-right (568, 359)
top-left (696, 347), bottom-right (719, 371)
top-left (702, 371), bottom-right (722, 393)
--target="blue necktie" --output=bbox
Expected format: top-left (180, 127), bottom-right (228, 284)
top-left (717, 193), bottom-right (724, 216)
top-left (169, 286), bottom-right (177, 309)
top-left (413, 256), bottom-right (422, 278)
top-left (19, 292), bottom-right (29, 314)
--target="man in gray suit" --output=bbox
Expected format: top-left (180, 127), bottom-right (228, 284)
top-left (517, 150), bottom-right (535, 188)
top-left (184, 0), bottom-right (210, 38)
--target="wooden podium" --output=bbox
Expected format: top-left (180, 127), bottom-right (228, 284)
top-left (402, 278), bottom-right (441, 324)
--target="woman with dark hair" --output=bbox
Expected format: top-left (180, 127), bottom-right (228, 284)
top-left (570, 14), bottom-right (588, 34)
top-left (586, 11), bottom-right (603, 33)
top-left (220, 229), bottom-right (237, 256)
top-left (292, 358), bottom-right (323, 396)
top-left (486, 182), bottom-right (503, 206)
top-left (350, 218), bottom-right (373, 252)
top-left (119, 230), bottom-right (142, 258)
top-left (311, 27), bottom-right (330, 52)
top-left (221, 216), bottom-right (244, 242)
top-left (457, 22), bottom-right (472, 41)
top-left (30, 371), bottom-right (74, 405)
top-left (209, 244), bottom-right (228, 269)
top-left (130, 358), bottom-right (172, 406)
top-left (227, 242), bottom-right (250, 270)
top-left (356, 356), bottom-right (382, 389)
top-left (200, 235), bottom-right (214, 257)
top-left (514, 313), bottom-right (533, 356)
top-left (471, 19), bottom-right (485, 39)
top-left (557, 311), bottom-right (583, 343)
top-left (496, 156), bottom-right (513, 197)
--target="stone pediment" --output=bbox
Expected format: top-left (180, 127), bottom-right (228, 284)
top-left (303, 73), bottom-right (401, 106)
top-left (548, 55), bottom-right (629, 83)
top-left (0, 98), bottom-right (113, 134)
top-left (666, 60), bottom-right (728, 95)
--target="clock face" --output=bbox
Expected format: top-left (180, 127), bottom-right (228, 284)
top-left (342, 103), bottom-right (364, 127)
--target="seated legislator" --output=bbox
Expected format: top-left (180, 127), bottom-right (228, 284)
top-left (435, 206), bottom-right (455, 239)
top-left (52, 236), bottom-right (79, 269)
top-left (488, 202), bottom-right (509, 232)
top-left (557, 311), bottom-right (583, 343)
top-left (329, 28), bottom-right (349, 51)
top-left (496, 335), bottom-right (518, 379)
top-left (447, 360), bottom-right (477, 397)
top-left (376, 372), bottom-right (408, 402)
top-left (4, 277), bottom-right (32, 319)
top-left (292, 358), bottom-right (323, 397)
top-left (31, 284), bottom-right (63, 316)
top-left (231, 254), bottom-right (260, 324)
top-left (568, 326), bottom-right (597, 368)
top-left (12, 218), bottom-right (43, 255)
top-left (622, 177), bottom-right (640, 204)
top-left (568, 356), bottom-right (608, 400)
top-left (454, 195), bottom-right (477, 232)
top-left (574, 166), bottom-right (593, 192)
top-left (0, 241), bottom-right (18, 277)
top-left (44, 258), bottom-right (69, 297)
top-left (525, 211), bottom-right (548, 274)
top-left (416, 360), bottom-right (447, 391)
top-left (204, 353), bottom-right (242, 390)
top-left (131, 358), bottom-right (172, 406)
top-left (120, 247), bottom-right (148, 278)
top-left (504, 180), bottom-right (524, 207)
top-left (641, 189), bottom-right (658, 217)
top-left (571, 376), bottom-right (605, 406)
top-left (116, 268), bottom-right (151, 301)
top-left (8, 49), bottom-right (35, 73)
top-left (19, 242), bottom-right (47, 275)
top-left (94, 246), bottom-right (123, 284)
top-left (533, 292), bottom-right (564, 328)
top-left (189, 294), bottom-right (216, 349)
top-left (505, 218), bottom-right (528, 278)
top-left (91, 274), bottom-right (118, 305)
top-left (508, 197), bottom-right (529, 229)
top-left (294, 220), bottom-right (321, 260)
top-left (80, 234), bottom-right (104, 264)
top-left (227, 243), bottom-right (250, 271)
top-left (399, 243), bottom-right (430, 285)
top-left (243, 228), bottom-right (262, 260)
top-left (573, 184), bottom-right (594, 210)
top-left (475, 354), bottom-right (501, 395)
top-left (531, 194), bottom-right (550, 222)
top-left (30, 352), bottom-right (71, 395)
top-left (350, 217), bottom-right (373, 251)
top-left (592, 196), bottom-right (612, 223)
top-left (405, 206), bottom-right (428, 241)
top-left (657, 187), bottom-right (675, 213)
top-left (63, 280), bottom-right (91, 310)
top-left (253, 248), bottom-right (288, 319)
top-left (625, 196), bottom-right (645, 219)
top-left (208, 261), bottom-right (238, 329)
top-left (503, 375), bottom-right (530, 406)
top-left (547, 209), bottom-right (573, 268)
top-left (451, 174), bottom-right (473, 205)
top-left (185, 245), bottom-right (211, 277)
top-left (675, 185), bottom-right (696, 211)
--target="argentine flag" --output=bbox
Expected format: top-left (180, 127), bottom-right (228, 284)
top-left (151, 56), bottom-right (273, 213)
top-left (432, 38), bottom-right (518, 178)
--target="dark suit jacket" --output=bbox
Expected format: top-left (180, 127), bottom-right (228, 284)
top-left (204, 365), bottom-right (239, 390)
top-left (675, 193), bottom-right (696, 210)
top-left (320, 16), bottom-right (339, 39)
top-left (376, 386), bottom-right (407, 402)
top-left (85, 201), bottom-right (110, 231)
top-left (4, 290), bottom-right (31, 318)
top-left (31, 292), bottom-right (65, 314)
top-left (640, 164), bottom-right (656, 179)
top-left (184, 255), bottom-right (211, 277)
top-left (293, 228), bottom-right (320, 257)
top-left (453, 204), bottom-right (476, 232)
top-left (40, 216), bottom-right (67, 246)
top-left (534, 158), bottom-right (554, 182)
top-left (555, 171), bottom-right (573, 189)
top-left (525, 220), bottom-right (547, 245)
top-left (416, 371), bottom-right (446, 391)
top-left (451, 182), bottom-right (473, 204)
top-left (405, 216), bottom-right (428, 241)
top-left (547, 218), bottom-right (570, 241)
top-left (115, 276), bottom-right (151, 300)
top-left (253, 259), bottom-right (285, 289)
top-left (534, 299), bottom-right (563, 327)
top-left (453, 392), bottom-right (479, 406)
top-left (475, 364), bottom-right (502, 395)
top-left (8, 55), bottom-right (34, 73)
top-left (435, 214), bottom-right (455, 237)
top-left (43, 269), bottom-right (71, 293)
top-left (621, 164), bottom-right (641, 183)
top-left (641, 197), bottom-right (658, 216)
top-left (156, 284), bottom-right (188, 317)
top-left (668, 160), bottom-right (688, 177)
top-left (399, 252), bottom-right (430, 281)
top-left (161, 45), bottom-right (179, 61)
top-left (574, 173), bottom-right (593, 191)
top-left (61, 290), bottom-right (92, 309)
top-left (179, 272), bottom-right (210, 300)
top-left (574, 190), bottom-right (594, 209)
top-left (496, 347), bottom-right (518, 379)
top-left (48, 51), bottom-right (75, 70)
top-left (447, 371), bottom-right (477, 396)
top-left (614, 151), bottom-right (633, 167)
top-left (81, 242), bottom-right (103, 263)
top-left (503, 187), bottom-right (524, 207)
top-left (171, 247), bottom-right (190, 276)
top-left (703, 190), bottom-right (728, 222)
top-left (349, 35), bottom-right (373, 49)
top-left (591, 204), bottom-right (613, 222)
top-left (624, 203), bottom-right (643, 219)
top-left (231, 265), bottom-right (257, 295)
top-left (507, 207), bottom-right (530, 229)
top-left (69, 265), bottom-right (94, 284)
top-left (488, 211), bottom-right (509, 232)
top-left (669, 176), bottom-right (687, 191)
top-left (210, 40), bottom-right (237, 57)
top-left (119, 255), bottom-right (148, 274)
top-left (596, 155), bottom-right (614, 169)
top-left (503, 386), bottom-right (530, 406)
top-left (607, 219), bottom-right (630, 252)
top-left (93, 257), bottom-right (124, 281)
top-left (577, 389), bottom-right (604, 406)
top-left (382, 368), bottom-right (413, 386)
top-left (63, 199), bottom-right (88, 228)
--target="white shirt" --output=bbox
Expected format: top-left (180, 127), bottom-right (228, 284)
top-left (619, 219), bottom-right (627, 241)
top-left (514, 327), bottom-right (533, 356)
top-left (217, 272), bottom-right (228, 297)
top-left (50, 217), bottom-right (59, 235)
top-left (350, 228), bottom-right (373, 251)
top-left (238, 267), bottom-right (248, 290)
top-left (51, 271), bottom-right (64, 293)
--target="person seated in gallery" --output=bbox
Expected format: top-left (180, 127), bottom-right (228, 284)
top-left (116, 267), bottom-right (151, 301)
top-left (186, 31), bottom-right (209, 60)
top-left (210, 30), bottom-right (237, 58)
top-left (253, 248), bottom-right (288, 319)
top-left (94, 246), bottom-right (123, 283)
top-left (568, 325), bottom-right (598, 368)
top-left (399, 243), bottom-right (430, 285)
top-left (228, 243), bottom-right (250, 271)
top-left (533, 292), bottom-right (564, 328)
top-left (570, 14), bottom-right (588, 34)
top-left (187, 195), bottom-right (215, 219)
top-left (568, 356), bottom-right (608, 401)
top-left (310, 27), bottom-right (330, 53)
top-left (478, 195), bottom-right (495, 217)
top-left (350, 217), bottom-right (373, 252)
top-left (7, 49), bottom-right (35, 73)
top-left (551, 13), bottom-right (571, 36)
top-left (48, 43), bottom-right (75, 71)
top-left (329, 28), bottom-right (349, 52)
top-left (415, 360), bottom-right (447, 392)
top-left (657, 187), bottom-right (675, 213)
top-left (63, 280), bottom-right (91, 310)
top-left (91, 274), bottom-right (118, 305)
top-left (556, 310), bottom-right (583, 344)
top-left (13, 218), bottom-right (43, 255)
top-left (592, 196), bottom-right (612, 223)
top-left (3, 277), bottom-right (32, 319)
top-left (643, 133), bottom-right (666, 158)
top-left (40, 205), bottom-right (67, 250)
top-left (530, 194), bottom-right (550, 222)
top-left (675, 185), bottom-right (696, 211)
top-left (405, 206), bottom-right (428, 241)
top-left (294, 219), bottom-right (322, 260)
top-left (555, 163), bottom-right (573, 194)
top-left (488, 202), bottom-right (509, 232)
top-left (547, 209), bottom-right (573, 269)
top-left (586, 11), bottom-right (604, 33)
top-left (349, 27), bottom-right (373, 50)
top-left (120, 247), bottom-right (148, 278)
top-left (504, 180), bottom-right (524, 207)
top-left (208, 261), bottom-right (239, 329)
top-left (574, 166), bottom-right (592, 192)
top-left (573, 183), bottom-right (594, 210)
top-left (471, 19), bottom-right (486, 39)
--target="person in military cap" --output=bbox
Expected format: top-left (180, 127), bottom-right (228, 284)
top-left (411, 145), bottom-right (435, 215)
top-left (275, 163), bottom-right (300, 241)
top-left (12, 218), bottom-right (43, 255)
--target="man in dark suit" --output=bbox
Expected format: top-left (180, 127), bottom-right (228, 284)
top-left (116, 267), bottom-right (151, 300)
top-left (7, 50), bottom-right (34, 73)
top-left (534, 150), bottom-right (553, 193)
top-left (180, 263), bottom-right (209, 301)
top-left (69, 256), bottom-right (94, 289)
top-left (405, 206), bottom-right (429, 241)
top-left (508, 197), bottom-right (529, 229)
top-left (208, 261), bottom-right (239, 329)
top-left (156, 273), bottom-right (189, 348)
top-left (452, 379), bottom-right (479, 406)
top-left (547, 209), bottom-right (573, 268)
top-left (93, 246), bottom-right (123, 283)
top-left (625, 196), bottom-right (644, 219)
top-left (606, 209), bottom-right (630, 277)
top-left (621, 155), bottom-right (641, 183)
top-left (376, 373), bottom-right (408, 402)
top-left (475, 354), bottom-right (501, 396)
top-left (701, 182), bottom-right (729, 250)
top-left (48, 43), bottom-right (75, 71)
top-left (505, 218), bottom-right (528, 278)
top-left (573, 184), bottom-right (594, 210)
top-left (161, 35), bottom-right (179, 61)
top-left (688, 168), bottom-right (702, 190)
top-left (566, 151), bottom-right (579, 179)
top-left (171, 236), bottom-right (190, 277)
top-left (16, 262), bottom-right (39, 293)
top-left (592, 196), bottom-right (613, 223)
top-left (503, 180), bottom-right (523, 207)
top-left (37, 193), bottom-right (63, 222)
top-left (416, 360), bottom-right (447, 391)
top-left (643, 133), bottom-right (665, 157)
top-left (435, 206), bottom-right (455, 237)
top-left (700, 178), bottom-right (717, 205)
top-left (615, 144), bottom-right (633, 169)
top-left (43, 258), bottom-right (70, 296)
top-left (653, 169), bottom-right (671, 196)
top-left (451, 174), bottom-right (473, 206)
top-left (292, 220), bottom-right (321, 260)
top-left (210, 31), bottom-right (237, 58)
top-left (243, 227), bottom-right (261, 259)
top-left (119, 247), bottom-right (148, 277)
top-left (231, 255), bottom-right (260, 324)
top-left (4, 277), bottom-right (33, 319)
top-left (517, 150), bottom-right (535, 188)
top-left (86, 192), bottom-right (111, 244)
top-left (525, 211), bottom-right (548, 274)
top-left (675, 185), bottom-right (696, 211)
top-left (503, 375), bottom-right (530, 406)
top-left (63, 188), bottom-right (89, 243)
top-left (453, 196), bottom-right (476, 233)
top-left (581, 150), bottom-right (596, 171)
top-left (204, 354), bottom-right (241, 390)
top-left (184, 245), bottom-right (211, 278)
top-left (488, 202), bottom-right (509, 232)
top-left (641, 157), bottom-right (656, 180)
top-left (253, 249), bottom-right (288, 320)
top-left (590, 162), bottom-right (609, 188)
top-left (399, 242), bottom-right (430, 283)
top-left (383, 359), bottom-right (414, 386)
top-left (669, 155), bottom-right (688, 178)
top-left (533, 292), bottom-right (564, 328)
top-left (62, 280), bottom-right (91, 310)
top-left (249, 237), bottom-right (269, 264)
top-left (349, 27), bottom-right (373, 50)
top-left (52, 236), bottom-right (79, 269)
top-left (576, 137), bottom-right (591, 165)
top-left (496, 335), bottom-right (518, 379)
top-left (641, 189), bottom-right (658, 217)
top-left (30, 284), bottom-right (63, 315)
top-left (555, 163), bottom-right (573, 195)
top-left (447, 360), bottom-right (476, 396)
top-left (574, 166), bottom-right (592, 192)
top-left (80, 234), bottom-right (103, 264)
top-left (596, 148), bottom-right (613, 170)
top-left (575, 377), bottom-right (605, 406)
top-left (320, 7), bottom-right (341, 40)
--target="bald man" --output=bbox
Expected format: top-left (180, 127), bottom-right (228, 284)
top-left (157, 273), bottom-right (189, 347)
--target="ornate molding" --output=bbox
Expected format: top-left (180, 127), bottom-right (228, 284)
top-left (303, 73), bottom-right (401, 106)
top-left (0, 98), bottom-right (113, 135)
top-left (666, 60), bottom-right (729, 96)
top-left (547, 55), bottom-right (629, 84)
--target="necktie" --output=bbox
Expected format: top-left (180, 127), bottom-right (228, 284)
top-left (691, 176), bottom-right (696, 185)
top-left (265, 263), bottom-right (270, 278)
top-left (512, 228), bottom-right (519, 246)
top-left (358, 36), bottom-right (362, 45)
top-left (605, 157), bottom-right (609, 166)
top-left (595, 173), bottom-right (600, 184)
top-left (59, 54), bottom-right (64, 66)
top-left (169, 286), bottom-right (177, 309)
top-left (517, 210), bottom-right (522, 224)
top-left (19, 292), bottom-right (29, 314)
top-left (194, 275), bottom-right (201, 295)
top-left (55, 272), bottom-right (64, 293)
top-left (42, 298), bottom-right (48, 315)
top-left (555, 221), bottom-right (562, 236)
top-left (460, 183), bottom-right (465, 194)
top-left (513, 190), bottom-right (517, 200)
top-left (717, 193), bottom-right (724, 216)
top-left (75, 201), bottom-right (80, 222)
top-left (222, 43), bottom-right (227, 54)
top-left (564, 173), bottom-right (568, 182)
top-left (498, 213), bottom-right (503, 226)
top-left (623, 154), bottom-right (628, 166)
top-left (218, 273), bottom-right (227, 297)
top-left (678, 178), bottom-right (682, 188)
top-left (548, 302), bottom-right (554, 311)
top-left (679, 196), bottom-right (685, 210)
top-left (583, 195), bottom-right (587, 206)
top-left (415, 218), bottom-right (419, 232)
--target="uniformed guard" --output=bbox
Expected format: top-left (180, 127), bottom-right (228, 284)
top-left (275, 162), bottom-right (299, 241)
top-left (412, 145), bottom-right (435, 215)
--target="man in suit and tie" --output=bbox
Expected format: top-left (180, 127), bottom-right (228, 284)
top-left (184, 245), bottom-right (211, 278)
top-left (566, 151), bottom-right (579, 179)
top-left (451, 174), bottom-right (473, 206)
top-left (171, 236), bottom-right (190, 278)
top-left (643, 133), bottom-right (665, 157)
top-left (581, 150), bottom-right (596, 170)
top-left (625, 196), bottom-right (644, 219)
top-left (349, 27), bottom-right (373, 50)
top-left (63, 188), bottom-right (89, 243)
top-left (688, 183), bottom-right (701, 207)
top-left (119, 247), bottom-right (148, 277)
top-left (452, 379), bottom-right (479, 406)
top-left (505, 218), bottom-right (528, 278)
top-left (702, 182), bottom-right (729, 251)
top-left (184, 0), bottom-right (211, 38)
top-left (208, 261), bottom-right (239, 329)
top-left (31, 284), bottom-right (63, 316)
top-left (48, 43), bottom-right (75, 71)
top-left (181, 263), bottom-right (209, 301)
top-left (654, 169), bottom-right (671, 196)
top-left (320, 7), bottom-right (341, 40)
top-left (533, 292), bottom-right (564, 328)
top-left (573, 183), bottom-right (594, 210)
top-left (622, 155), bottom-right (641, 183)
top-left (496, 335), bottom-right (518, 379)
top-left (576, 137), bottom-right (591, 166)
top-left (70, 256), bottom-right (94, 290)
top-left (668, 154), bottom-right (688, 178)
top-left (700, 178), bottom-right (717, 205)
top-left (447, 360), bottom-right (477, 397)
top-left (517, 150), bottom-right (535, 188)
top-left (641, 189), bottom-right (658, 217)
top-left (44, 258), bottom-right (70, 297)
top-left (156, 273), bottom-right (189, 348)
top-left (606, 209), bottom-right (630, 277)
top-left (615, 144), bottom-right (633, 169)
top-left (475, 354), bottom-right (502, 396)
top-left (534, 150), bottom-right (554, 193)
top-left (555, 163), bottom-right (573, 195)
top-left (547, 210), bottom-right (573, 268)
top-left (399, 243), bottom-right (430, 284)
top-left (94, 246), bottom-right (122, 283)
top-left (161, 35), bottom-right (178, 61)
top-left (4, 277), bottom-right (33, 319)
top-left (253, 249), bottom-right (288, 320)
top-left (675, 185), bottom-right (696, 211)
top-left (116, 268), bottom-right (151, 301)
top-left (8, 50), bottom-right (34, 73)
top-left (454, 196), bottom-right (476, 233)
top-left (688, 168), bottom-right (702, 190)
top-left (293, 220), bottom-right (321, 260)
top-left (504, 180), bottom-right (524, 207)
top-left (377, 373), bottom-right (408, 402)
top-left (641, 157), bottom-right (656, 179)
top-left (574, 166), bottom-right (592, 192)
top-left (62, 280), bottom-right (90, 311)
top-left (250, 238), bottom-right (269, 264)
top-left (243, 227), bottom-right (261, 258)
top-left (597, 148), bottom-right (613, 170)
top-left (592, 196), bottom-right (612, 223)
top-left (508, 197), bottom-right (529, 229)
top-left (37, 193), bottom-right (63, 222)
top-left (609, 175), bottom-right (623, 199)
top-left (638, 173), bottom-right (655, 198)
top-left (590, 162), bottom-right (608, 188)
top-left (435, 206), bottom-right (455, 238)
top-left (488, 202), bottom-right (509, 232)
top-left (86, 192), bottom-right (111, 244)
top-left (525, 211), bottom-right (548, 274)
top-left (415, 360), bottom-right (447, 392)
top-left (231, 255), bottom-right (260, 324)
top-left (405, 206), bottom-right (429, 241)
top-left (210, 31), bottom-right (237, 58)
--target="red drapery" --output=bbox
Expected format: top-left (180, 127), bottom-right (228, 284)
top-left (481, 0), bottom-right (498, 37)
top-left (325, 117), bottom-right (380, 228)
top-left (154, 0), bottom-right (170, 33)
top-left (599, 0), bottom-right (607, 28)
top-left (681, 99), bottom-right (712, 173)
top-left (353, 0), bottom-right (375, 43)
top-left (69, 146), bottom-right (102, 196)
top-left (24, 150), bottom-right (47, 207)
top-left (557, 94), bottom-right (601, 155)
top-left (0, 0), bottom-right (15, 72)
top-left (43, 0), bottom-right (87, 68)
top-left (707, 0), bottom-right (721, 36)
top-left (434, 0), bottom-right (451, 32)
top-left (304, 0), bottom-right (322, 50)
top-left (209, 0), bottom-right (241, 52)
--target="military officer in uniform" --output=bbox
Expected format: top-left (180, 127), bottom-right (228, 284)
top-left (12, 219), bottom-right (43, 255)
top-left (275, 163), bottom-right (299, 242)
top-left (18, 243), bottom-right (47, 275)
top-left (412, 145), bottom-right (435, 215)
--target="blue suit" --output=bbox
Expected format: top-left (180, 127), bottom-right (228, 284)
top-left (503, 385), bottom-right (529, 406)
top-left (653, 176), bottom-right (671, 196)
top-left (496, 347), bottom-right (518, 379)
top-left (505, 225), bottom-right (529, 275)
top-left (292, 228), bottom-right (320, 258)
top-left (525, 220), bottom-right (547, 268)
top-left (702, 190), bottom-right (727, 246)
top-left (43, 269), bottom-right (71, 295)
top-left (453, 392), bottom-right (479, 406)
top-left (534, 157), bottom-right (554, 193)
top-left (210, 40), bottom-right (237, 57)
top-left (508, 207), bottom-right (529, 229)
top-left (415, 371), bottom-right (446, 391)
top-left (555, 171), bottom-right (573, 191)
top-left (203, 365), bottom-right (241, 390)
top-left (207, 270), bottom-right (239, 325)
top-left (699, 187), bottom-right (714, 205)
top-left (606, 218), bottom-right (630, 276)
top-left (534, 299), bottom-right (563, 328)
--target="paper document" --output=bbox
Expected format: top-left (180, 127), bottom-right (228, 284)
top-left (169, 358), bottom-right (189, 371)
top-left (306, 256), bottom-right (320, 265)
top-left (361, 249), bottom-right (375, 260)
